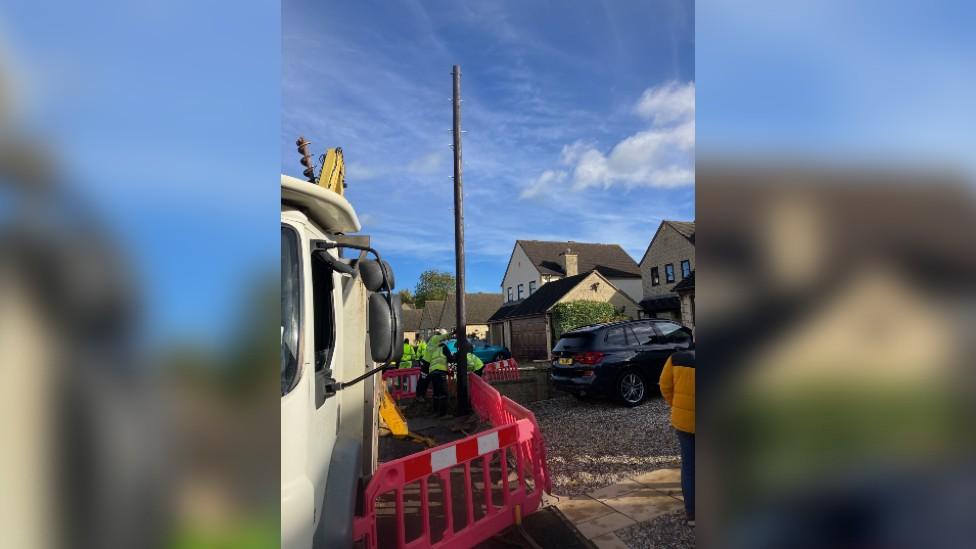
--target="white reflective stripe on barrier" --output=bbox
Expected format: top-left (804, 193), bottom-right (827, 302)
top-left (430, 447), bottom-right (457, 472)
top-left (477, 431), bottom-right (500, 454)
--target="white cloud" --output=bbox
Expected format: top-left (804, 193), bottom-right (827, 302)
top-left (522, 80), bottom-right (695, 197)
top-left (635, 81), bottom-right (695, 125)
top-left (520, 169), bottom-right (566, 199)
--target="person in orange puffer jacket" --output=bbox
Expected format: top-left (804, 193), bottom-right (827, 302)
top-left (660, 349), bottom-right (695, 527)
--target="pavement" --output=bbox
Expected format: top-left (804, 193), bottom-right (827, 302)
top-left (376, 396), bottom-right (690, 548)
top-left (545, 468), bottom-right (688, 548)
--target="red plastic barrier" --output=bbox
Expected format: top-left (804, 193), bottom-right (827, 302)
top-left (384, 367), bottom-right (421, 400)
top-left (468, 374), bottom-right (552, 495)
top-left (482, 358), bottom-right (520, 382)
top-left (353, 373), bottom-right (551, 548)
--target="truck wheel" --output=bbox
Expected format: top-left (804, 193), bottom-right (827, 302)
top-left (616, 369), bottom-right (646, 407)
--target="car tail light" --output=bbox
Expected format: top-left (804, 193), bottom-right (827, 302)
top-left (574, 352), bottom-right (605, 365)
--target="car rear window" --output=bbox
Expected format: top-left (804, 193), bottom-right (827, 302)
top-left (603, 327), bottom-right (631, 347)
top-left (553, 332), bottom-right (594, 352)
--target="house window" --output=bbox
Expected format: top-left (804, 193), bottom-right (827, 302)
top-left (681, 260), bottom-right (691, 279)
top-left (529, 281), bottom-right (536, 295)
top-left (507, 287), bottom-right (513, 302)
top-left (651, 267), bottom-right (660, 286)
top-left (517, 284), bottom-right (524, 300)
top-left (665, 264), bottom-right (675, 283)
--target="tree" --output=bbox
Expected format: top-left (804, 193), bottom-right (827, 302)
top-left (414, 269), bottom-right (455, 308)
top-left (398, 289), bottom-right (415, 306)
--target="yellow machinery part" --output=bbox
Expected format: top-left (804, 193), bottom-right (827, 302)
top-left (317, 147), bottom-right (346, 196)
top-left (379, 385), bottom-right (436, 448)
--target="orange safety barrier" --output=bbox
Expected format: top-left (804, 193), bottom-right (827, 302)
top-left (468, 374), bottom-right (552, 494)
top-left (384, 367), bottom-right (422, 400)
top-left (482, 358), bottom-right (520, 382)
top-left (353, 373), bottom-right (551, 548)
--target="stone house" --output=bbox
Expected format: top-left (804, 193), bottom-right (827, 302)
top-left (487, 270), bottom-right (640, 360)
top-left (401, 308), bottom-right (422, 343)
top-left (500, 240), bottom-right (643, 304)
top-left (435, 293), bottom-right (503, 341)
top-left (672, 271), bottom-right (695, 330)
top-left (417, 299), bottom-right (445, 340)
top-left (639, 220), bottom-right (695, 321)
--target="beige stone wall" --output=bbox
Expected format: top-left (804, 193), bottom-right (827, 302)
top-left (640, 224), bottom-right (695, 299)
top-left (679, 293), bottom-right (695, 329)
top-left (556, 272), bottom-right (640, 319)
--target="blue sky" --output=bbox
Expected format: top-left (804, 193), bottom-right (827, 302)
top-left (698, 0), bottom-right (976, 174)
top-left (3, 0), bottom-right (279, 345)
top-left (283, 0), bottom-right (695, 295)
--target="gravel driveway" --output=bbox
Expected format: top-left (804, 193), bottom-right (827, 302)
top-left (528, 394), bottom-right (680, 497)
top-left (616, 511), bottom-right (695, 549)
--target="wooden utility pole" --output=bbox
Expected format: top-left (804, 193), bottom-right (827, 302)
top-left (452, 64), bottom-right (470, 416)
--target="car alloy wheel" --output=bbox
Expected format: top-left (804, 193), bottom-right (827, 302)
top-left (619, 371), bottom-right (645, 406)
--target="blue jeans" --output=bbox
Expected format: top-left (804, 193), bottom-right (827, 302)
top-left (677, 429), bottom-right (695, 519)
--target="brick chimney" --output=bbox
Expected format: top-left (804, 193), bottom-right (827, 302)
top-left (562, 248), bottom-right (578, 277)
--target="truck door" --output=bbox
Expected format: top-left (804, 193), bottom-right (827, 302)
top-left (280, 221), bottom-right (340, 549)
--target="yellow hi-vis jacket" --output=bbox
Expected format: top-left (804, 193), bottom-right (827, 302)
top-left (464, 353), bottom-right (484, 372)
top-left (659, 350), bottom-right (695, 434)
top-left (424, 334), bottom-right (449, 373)
top-left (399, 342), bottom-right (415, 368)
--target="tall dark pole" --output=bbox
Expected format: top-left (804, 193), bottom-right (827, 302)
top-left (452, 64), bottom-right (470, 416)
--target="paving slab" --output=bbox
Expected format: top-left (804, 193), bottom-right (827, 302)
top-left (594, 488), bottom-right (685, 524)
top-left (553, 495), bottom-right (617, 524)
top-left (589, 532), bottom-right (630, 549)
top-left (574, 511), bottom-right (637, 539)
top-left (631, 467), bottom-right (682, 496)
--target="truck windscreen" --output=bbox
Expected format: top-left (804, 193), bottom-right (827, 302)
top-left (281, 225), bottom-right (301, 396)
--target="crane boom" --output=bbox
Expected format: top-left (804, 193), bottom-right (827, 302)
top-left (317, 147), bottom-right (346, 196)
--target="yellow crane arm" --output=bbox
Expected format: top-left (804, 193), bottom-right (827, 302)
top-left (317, 147), bottom-right (346, 196)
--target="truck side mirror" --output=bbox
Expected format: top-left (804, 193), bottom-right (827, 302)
top-left (368, 293), bottom-right (403, 363)
top-left (359, 259), bottom-right (395, 292)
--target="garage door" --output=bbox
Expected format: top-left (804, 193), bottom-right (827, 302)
top-left (510, 316), bottom-right (548, 360)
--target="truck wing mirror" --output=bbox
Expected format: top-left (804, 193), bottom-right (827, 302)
top-left (359, 259), bottom-right (395, 292)
top-left (368, 292), bottom-right (403, 363)
top-left (311, 239), bottom-right (403, 364)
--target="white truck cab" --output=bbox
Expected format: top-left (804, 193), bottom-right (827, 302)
top-left (281, 174), bottom-right (402, 549)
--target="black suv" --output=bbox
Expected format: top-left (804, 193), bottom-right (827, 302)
top-left (550, 319), bottom-right (694, 406)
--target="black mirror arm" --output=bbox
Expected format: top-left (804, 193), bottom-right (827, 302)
top-left (331, 363), bottom-right (395, 393)
top-left (315, 241), bottom-right (392, 288)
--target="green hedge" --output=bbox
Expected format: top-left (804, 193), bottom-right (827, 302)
top-left (551, 300), bottom-right (621, 339)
